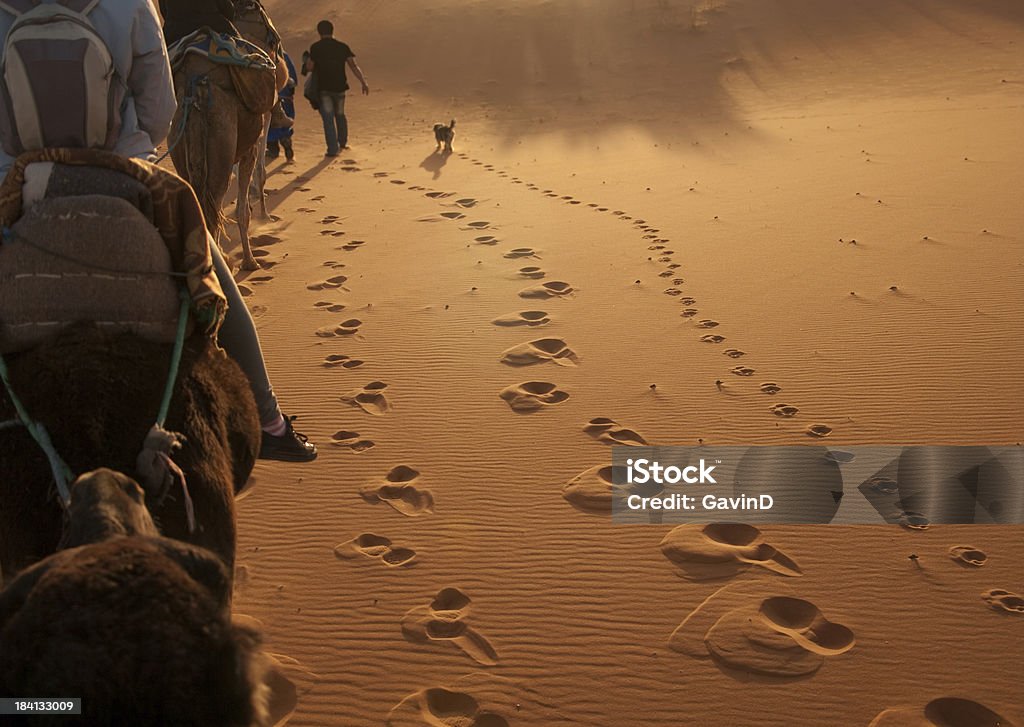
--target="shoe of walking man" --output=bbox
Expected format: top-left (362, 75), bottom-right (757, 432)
top-left (305, 19), bottom-right (368, 156)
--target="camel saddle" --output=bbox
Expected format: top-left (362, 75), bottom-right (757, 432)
top-left (168, 29), bottom-right (278, 116)
top-left (0, 149), bottom-right (227, 354)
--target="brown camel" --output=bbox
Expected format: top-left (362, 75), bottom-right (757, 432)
top-left (169, 10), bottom-right (286, 271)
top-left (0, 469), bottom-right (271, 726)
top-left (0, 323), bottom-right (261, 581)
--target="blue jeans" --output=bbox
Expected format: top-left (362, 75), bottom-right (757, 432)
top-left (319, 91), bottom-right (348, 154)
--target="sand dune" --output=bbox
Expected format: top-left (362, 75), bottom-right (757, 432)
top-left (213, 0), bottom-right (1024, 723)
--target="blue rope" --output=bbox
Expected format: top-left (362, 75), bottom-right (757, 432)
top-left (0, 353), bottom-right (74, 506)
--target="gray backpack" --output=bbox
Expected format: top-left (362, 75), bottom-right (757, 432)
top-left (0, 0), bottom-right (123, 156)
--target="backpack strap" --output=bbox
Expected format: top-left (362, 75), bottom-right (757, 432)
top-left (0, 0), bottom-right (38, 16)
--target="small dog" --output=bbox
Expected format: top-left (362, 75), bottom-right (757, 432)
top-left (433, 119), bottom-right (456, 153)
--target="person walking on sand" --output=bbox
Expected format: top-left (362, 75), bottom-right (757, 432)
top-left (0, 0), bottom-right (317, 462)
top-left (305, 19), bottom-right (368, 156)
top-left (267, 51), bottom-right (297, 162)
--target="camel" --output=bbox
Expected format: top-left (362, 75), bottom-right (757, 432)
top-left (0, 323), bottom-right (261, 581)
top-left (168, 2), bottom-right (287, 270)
top-left (0, 469), bottom-right (271, 726)
top-left (233, 0), bottom-right (288, 220)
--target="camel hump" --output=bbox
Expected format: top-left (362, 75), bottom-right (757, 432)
top-left (0, 167), bottom-right (185, 353)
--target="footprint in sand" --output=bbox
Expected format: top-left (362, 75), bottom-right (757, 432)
top-left (390, 179), bottom-right (406, 185)
top-left (334, 533), bottom-right (415, 567)
top-left (664, 288), bottom-right (682, 297)
top-left (373, 172), bottom-right (389, 178)
top-left (899, 511), bottom-right (930, 530)
top-left (296, 207), bottom-right (315, 213)
top-left (982, 588), bottom-right (1024, 614)
top-left (440, 211), bottom-right (465, 220)
top-left (341, 381), bottom-right (390, 415)
top-left (948, 545), bottom-right (987, 567)
top-left (806, 423), bottom-right (833, 438)
top-left (322, 260), bottom-right (346, 270)
top-left (388, 686), bottom-right (509, 727)
top-left (306, 275), bottom-right (348, 291)
top-left (519, 281), bottom-right (573, 299)
top-left (340, 240), bottom-right (366, 251)
top-left (681, 309), bottom-right (699, 318)
top-left (455, 198), bottom-right (477, 208)
top-left (671, 586), bottom-right (854, 678)
top-left (771, 404), bottom-right (800, 417)
top-left (679, 297), bottom-right (696, 305)
top-left (359, 465), bottom-right (433, 516)
top-left (474, 235), bottom-right (498, 245)
top-left (584, 417), bottom-right (647, 446)
top-left (425, 191), bottom-right (455, 199)
top-left (731, 366), bottom-right (755, 376)
top-left (659, 270), bottom-right (675, 278)
top-left (500, 338), bottom-right (578, 367)
top-left (724, 349), bottom-right (745, 358)
top-left (499, 381), bottom-right (569, 413)
top-left (504, 247), bottom-right (539, 259)
top-left (330, 430), bottom-right (375, 453)
top-left (517, 266), bottom-right (545, 279)
top-left (340, 165), bottom-right (360, 172)
top-left (562, 464), bottom-right (629, 514)
top-left (700, 334), bottom-right (726, 344)
top-left (491, 310), bottom-right (550, 327)
top-left (870, 698), bottom-right (1020, 727)
top-left (760, 382), bottom-right (781, 394)
top-left (313, 301), bottom-right (347, 313)
top-left (322, 354), bottom-right (364, 369)
top-left (696, 320), bottom-right (719, 328)
top-left (401, 588), bottom-right (498, 666)
top-left (661, 523), bottom-right (802, 581)
top-left (465, 220), bottom-right (491, 229)
top-left (238, 284), bottom-right (254, 298)
top-left (315, 319), bottom-right (362, 337)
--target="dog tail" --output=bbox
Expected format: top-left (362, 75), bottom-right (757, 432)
top-left (449, 119), bottom-right (456, 129)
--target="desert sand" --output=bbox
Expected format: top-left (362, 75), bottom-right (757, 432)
top-left (216, 1), bottom-right (1024, 724)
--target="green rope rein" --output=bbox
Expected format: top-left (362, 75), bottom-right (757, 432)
top-left (0, 352), bottom-right (75, 505)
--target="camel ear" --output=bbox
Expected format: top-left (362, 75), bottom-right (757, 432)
top-left (154, 540), bottom-right (232, 612)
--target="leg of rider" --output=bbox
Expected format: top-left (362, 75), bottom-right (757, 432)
top-left (209, 245), bottom-right (317, 461)
top-left (209, 243), bottom-right (283, 431)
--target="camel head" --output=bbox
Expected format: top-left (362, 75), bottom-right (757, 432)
top-left (59, 468), bottom-right (159, 549)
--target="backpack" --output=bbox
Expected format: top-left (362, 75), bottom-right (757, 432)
top-left (0, 0), bottom-right (123, 156)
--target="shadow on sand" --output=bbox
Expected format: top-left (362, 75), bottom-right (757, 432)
top-left (419, 149), bottom-right (452, 179)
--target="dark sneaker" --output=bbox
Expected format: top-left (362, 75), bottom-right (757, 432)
top-left (259, 416), bottom-right (317, 462)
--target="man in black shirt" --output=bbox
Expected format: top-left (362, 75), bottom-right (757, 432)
top-left (306, 19), bottom-right (369, 156)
